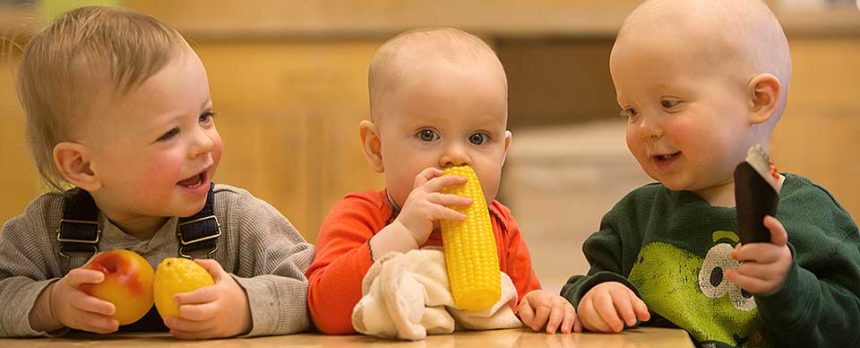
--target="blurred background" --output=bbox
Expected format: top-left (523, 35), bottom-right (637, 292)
top-left (1, 0), bottom-right (858, 292)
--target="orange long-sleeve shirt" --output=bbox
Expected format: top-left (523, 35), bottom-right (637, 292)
top-left (306, 190), bottom-right (541, 334)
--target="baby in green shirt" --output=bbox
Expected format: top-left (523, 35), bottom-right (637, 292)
top-left (562, 0), bottom-right (860, 347)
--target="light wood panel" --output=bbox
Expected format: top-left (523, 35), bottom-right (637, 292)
top-left (126, 0), bottom-right (640, 39)
top-left (124, 1), bottom-right (860, 39)
top-left (499, 39), bottom-right (618, 129)
top-left (195, 41), bottom-right (384, 242)
top-left (0, 51), bottom-right (41, 224)
top-left (8, 1), bottom-right (860, 41)
top-left (770, 38), bottom-right (860, 219)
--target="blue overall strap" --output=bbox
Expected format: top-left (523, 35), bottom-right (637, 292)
top-left (176, 183), bottom-right (221, 259)
top-left (58, 188), bottom-right (101, 258)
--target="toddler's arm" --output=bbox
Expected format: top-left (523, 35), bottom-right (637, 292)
top-left (30, 268), bottom-right (118, 334)
top-left (369, 167), bottom-right (470, 258)
top-left (305, 194), bottom-right (384, 334)
top-left (2, 220), bottom-right (119, 337)
top-left (217, 191), bottom-right (314, 337)
top-left (733, 198), bottom-right (860, 347)
top-left (0, 196), bottom-right (71, 337)
top-left (492, 203), bottom-right (542, 306)
top-left (560, 205), bottom-right (646, 331)
top-left (575, 281), bottom-right (649, 332)
top-left (307, 169), bottom-right (470, 334)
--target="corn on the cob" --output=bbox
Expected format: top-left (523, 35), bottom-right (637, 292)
top-left (441, 165), bottom-right (501, 311)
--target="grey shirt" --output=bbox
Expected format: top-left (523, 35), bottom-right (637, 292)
top-left (0, 184), bottom-right (314, 337)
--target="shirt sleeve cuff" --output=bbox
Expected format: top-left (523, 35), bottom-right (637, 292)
top-left (754, 259), bottom-right (814, 331)
top-left (561, 271), bottom-right (639, 307)
top-left (13, 279), bottom-right (68, 337)
top-left (233, 275), bottom-right (310, 337)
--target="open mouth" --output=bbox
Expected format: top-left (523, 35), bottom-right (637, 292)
top-left (653, 152), bottom-right (681, 165)
top-left (177, 170), bottom-right (209, 189)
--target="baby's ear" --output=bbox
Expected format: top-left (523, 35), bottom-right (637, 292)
top-left (359, 120), bottom-right (385, 173)
top-left (748, 73), bottom-right (782, 125)
top-left (53, 142), bottom-right (101, 191)
top-left (501, 130), bottom-right (513, 164)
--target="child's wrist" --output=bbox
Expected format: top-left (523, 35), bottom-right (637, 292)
top-left (236, 294), bottom-right (252, 336)
top-left (30, 282), bottom-right (63, 332)
top-left (370, 221), bottom-right (421, 259)
top-left (385, 219), bottom-right (422, 247)
top-left (47, 282), bottom-right (62, 327)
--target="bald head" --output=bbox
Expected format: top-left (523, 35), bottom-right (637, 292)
top-left (368, 27), bottom-right (507, 123)
top-left (617, 0), bottom-right (791, 116)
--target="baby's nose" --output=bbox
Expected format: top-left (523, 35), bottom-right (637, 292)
top-left (440, 146), bottom-right (471, 168)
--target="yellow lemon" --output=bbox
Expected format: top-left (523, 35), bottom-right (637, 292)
top-left (153, 258), bottom-right (215, 319)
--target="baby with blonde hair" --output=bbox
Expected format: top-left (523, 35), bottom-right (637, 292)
top-left (1, 6), bottom-right (313, 338)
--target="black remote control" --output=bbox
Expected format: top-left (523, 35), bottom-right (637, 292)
top-left (734, 145), bottom-right (780, 244)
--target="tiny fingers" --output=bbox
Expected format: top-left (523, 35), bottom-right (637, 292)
top-left (559, 302), bottom-right (576, 334)
top-left (593, 291), bottom-right (624, 332)
top-left (518, 299), bottom-right (536, 326)
top-left (422, 172), bottom-right (466, 192)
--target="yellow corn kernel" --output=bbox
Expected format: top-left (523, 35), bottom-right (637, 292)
top-left (441, 165), bottom-right (501, 311)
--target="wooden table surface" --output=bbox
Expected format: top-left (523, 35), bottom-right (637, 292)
top-left (0, 327), bottom-right (694, 348)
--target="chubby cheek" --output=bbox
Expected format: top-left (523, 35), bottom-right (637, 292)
top-left (389, 149), bottom-right (439, 203)
top-left (625, 131), bottom-right (650, 169)
top-left (688, 137), bottom-right (741, 182)
top-left (140, 151), bottom-right (186, 191)
top-left (384, 164), bottom-right (422, 209)
top-left (471, 163), bottom-right (502, 205)
top-left (670, 121), bottom-right (717, 165)
top-left (210, 131), bottom-right (224, 170)
top-left (478, 172), bottom-right (501, 205)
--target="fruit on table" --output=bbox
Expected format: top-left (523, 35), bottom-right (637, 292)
top-left (153, 257), bottom-right (215, 319)
top-left (80, 249), bottom-right (155, 325)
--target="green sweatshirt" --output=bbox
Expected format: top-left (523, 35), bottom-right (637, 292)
top-left (561, 174), bottom-right (860, 348)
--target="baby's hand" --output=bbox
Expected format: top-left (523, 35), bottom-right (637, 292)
top-left (577, 281), bottom-right (649, 333)
top-left (164, 259), bottom-right (251, 339)
top-left (726, 215), bottom-right (792, 295)
top-left (48, 268), bottom-right (119, 333)
top-left (518, 289), bottom-right (578, 334)
top-left (394, 167), bottom-right (473, 246)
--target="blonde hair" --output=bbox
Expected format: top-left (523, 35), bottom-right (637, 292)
top-left (368, 27), bottom-right (506, 121)
top-left (17, 6), bottom-right (186, 190)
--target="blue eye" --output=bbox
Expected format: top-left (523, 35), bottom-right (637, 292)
top-left (469, 133), bottom-right (488, 145)
top-left (417, 129), bottom-right (439, 142)
top-left (157, 127), bottom-right (179, 142)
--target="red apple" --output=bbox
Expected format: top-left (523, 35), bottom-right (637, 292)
top-left (80, 249), bottom-right (155, 325)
